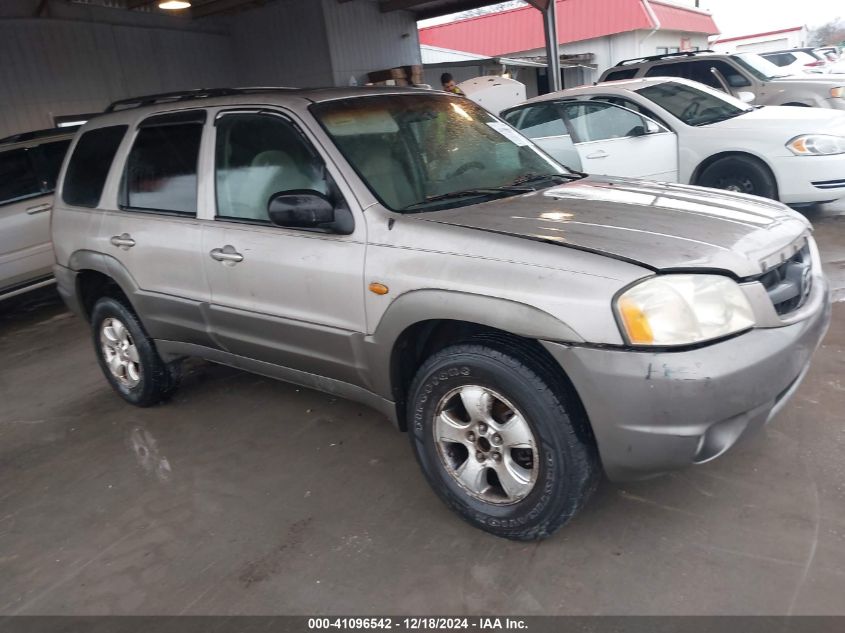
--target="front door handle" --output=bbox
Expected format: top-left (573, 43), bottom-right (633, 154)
top-left (210, 246), bottom-right (244, 265)
top-left (586, 150), bottom-right (609, 159)
top-left (110, 233), bottom-right (136, 250)
top-left (26, 203), bottom-right (52, 215)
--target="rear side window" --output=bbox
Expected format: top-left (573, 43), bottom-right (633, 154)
top-left (603, 68), bottom-right (638, 81)
top-left (0, 149), bottom-right (40, 205)
top-left (645, 62), bottom-right (687, 79)
top-left (63, 126), bottom-right (127, 208)
top-left (123, 116), bottom-right (203, 215)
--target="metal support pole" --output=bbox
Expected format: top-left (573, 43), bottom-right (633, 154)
top-left (542, 0), bottom-right (561, 92)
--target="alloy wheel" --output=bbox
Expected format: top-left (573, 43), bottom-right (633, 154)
top-left (100, 317), bottom-right (141, 388)
top-left (433, 385), bottom-right (538, 505)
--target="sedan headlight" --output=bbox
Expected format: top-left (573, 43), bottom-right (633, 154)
top-left (786, 134), bottom-right (845, 156)
top-left (615, 275), bottom-right (755, 346)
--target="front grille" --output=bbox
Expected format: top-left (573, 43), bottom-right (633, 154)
top-left (758, 242), bottom-right (813, 316)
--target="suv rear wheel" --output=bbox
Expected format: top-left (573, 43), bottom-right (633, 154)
top-left (696, 155), bottom-right (777, 200)
top-left (407, 342), bottom-right (599, 540)
top-left (91, 297), bottom-right (180, 407)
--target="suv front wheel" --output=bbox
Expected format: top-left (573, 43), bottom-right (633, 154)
top-left (407, 342), bottom-right (599, 540)
top-left (91, 297), bottom-right (180, 407)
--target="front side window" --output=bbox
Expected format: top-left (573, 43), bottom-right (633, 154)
top-left (732, 53), bottom-right (790, 80)
top-left (559, 102), bottom-right (647, 142)
top-left (215, 113), bottom-right (329, 222)
top-left (636, 81), bottom-right (752, 126)
top-left (0, 149), bottom-right (40, 205)
top-left (63, 125), bottom-right (127, 208)
top-left (590, 96), bottom-right (669, 128)
top-left (311, 94), bottom-right (567, 212)
top-left (123, 117), bottom-right (203, 215)
top-left (503, 103), bottom-right (568, 139)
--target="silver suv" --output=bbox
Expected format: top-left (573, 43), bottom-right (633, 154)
top-left (600, 50), bottom-right (845, 109)
top-left (0, 126), bottom-right (75, 300)
top-left (52, 88), bottom-right (831, 540)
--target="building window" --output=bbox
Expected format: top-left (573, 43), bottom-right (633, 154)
top-left (657, 47), bottom-right (681, 55)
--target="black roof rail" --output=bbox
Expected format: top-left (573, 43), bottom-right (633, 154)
top-left (0, 125), bottom-right (80, 147)
top-left (614, 49), bottom-right (716, 67)
top-left (104, 87), bottom-right (300, 113)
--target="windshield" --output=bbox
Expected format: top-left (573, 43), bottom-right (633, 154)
top-left (732, 52), bottom-right (791, 80)
top-left (310, 94), bottom-right (569, 212)
top-left (636, 81), bottom-right (752, 126)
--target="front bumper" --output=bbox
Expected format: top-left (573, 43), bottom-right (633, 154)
top-left (543, 276), bottom-right (831, 482)
top-left (770, 152), bottom-right (845, 205)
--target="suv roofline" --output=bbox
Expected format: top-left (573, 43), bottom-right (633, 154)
top-left (0, 125), bottom-right (80, 148)
top-left (614, 49), bottom-right (717, 67)
top-left (103, 85), bottom-right (438, 114)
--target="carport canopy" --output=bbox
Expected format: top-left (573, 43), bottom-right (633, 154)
top-left (375, 0), bottom-right (562, 91)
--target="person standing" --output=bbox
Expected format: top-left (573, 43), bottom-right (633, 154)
top-left (440, 73), bottom-right (465, 95)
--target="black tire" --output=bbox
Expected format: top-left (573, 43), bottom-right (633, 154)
top-left (90, 296), bottom-right (180, 407)
top-left (407, 342), bottom-right (600, 540)
top-left (696, 155), bottom-right (777, 200)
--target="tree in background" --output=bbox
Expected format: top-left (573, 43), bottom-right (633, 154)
top-left (809, 19), bottom-right (845, 47)
top-left (456, 1), bottom-right (526, 18)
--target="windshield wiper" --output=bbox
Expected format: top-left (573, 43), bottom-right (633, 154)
top-left (402, 188), bottom-right (523, 211)
top-left (696, 109), bottom-right (754, 126)
top-left (507, 172), bottom-right (585, 187)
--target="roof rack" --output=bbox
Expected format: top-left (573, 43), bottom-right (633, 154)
top-left (614, 49), bottom-right (716, 67)
top-left (104, 87), bottom-right (299, 113)
top-left (0, 125), bottom-right (80, 147)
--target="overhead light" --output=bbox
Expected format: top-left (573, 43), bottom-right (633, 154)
top-left (158, 1), bottom-right (191, 10)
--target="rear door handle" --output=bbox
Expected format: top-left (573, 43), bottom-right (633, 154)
top-left (110, 233), bottom-right (136, 250)
top-left (210, 246), bottom-right (244, 264)
top-left (26, 203), bottom-right (52, 215)
top-left (586, 150), bottom-right (609, 159)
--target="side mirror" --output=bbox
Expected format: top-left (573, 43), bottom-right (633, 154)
top-left (737, 91), bottom-right (756, 104)
top-left (268, 190), bottom-right (335, 229)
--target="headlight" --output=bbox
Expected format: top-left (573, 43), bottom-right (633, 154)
top-left (831, 87), bottom-right (845, 98)
top-left (615, 275), bottom-right (755, 346)
top-left (787, 134), bottom-right (845, 155)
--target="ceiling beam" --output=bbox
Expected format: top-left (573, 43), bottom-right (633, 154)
top-left (380, 0), bottom-right (506, 20)
top-left (126, 0), bottom-right (156, 8)
top-left (191, 0), bottom-right (260, 19)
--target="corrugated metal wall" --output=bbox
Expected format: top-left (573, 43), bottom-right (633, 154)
top-left (322, 0), bottom-right (421, 86)
top-left (0, 18), bottom-right (235, 137)
top-left (0, 0), bottom-right (422, 137)
top-left (229, 0), bottom-right (334, 88)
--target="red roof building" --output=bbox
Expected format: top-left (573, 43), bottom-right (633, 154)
top-left (419, 0), bottom-right (720, 57)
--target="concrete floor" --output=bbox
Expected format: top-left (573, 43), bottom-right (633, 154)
top-left (2, 206), bottom-right (845, 616)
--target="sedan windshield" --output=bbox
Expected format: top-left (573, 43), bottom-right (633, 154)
top-left (636, 81), bottom-right (753, 126)
top-left (311, 94), bottom-right (572, 212)
top-left (732, 52), bottom-right (791, 80)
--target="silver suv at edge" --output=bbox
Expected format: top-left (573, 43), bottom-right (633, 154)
top-left (1, 126), bottom-right (75, 300)
top-left (52, 88), bottom-right (831, 540)
top-left (600, 50), bottom-right (845, 109)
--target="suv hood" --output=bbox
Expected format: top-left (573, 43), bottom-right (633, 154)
top-left (413, 177), bottom-right (810, 278)
top-left (769, 75), bottom-right (845, 88)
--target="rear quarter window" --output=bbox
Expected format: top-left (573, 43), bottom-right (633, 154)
top-left (0, 148), bottom-right (41, 205)
top-left (62, 126), bottom-right (128, 208)
top-left (602, 68), bottom-right (638, 81)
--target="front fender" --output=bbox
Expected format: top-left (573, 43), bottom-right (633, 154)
top-left (362, 288), bottom-right (583, 399)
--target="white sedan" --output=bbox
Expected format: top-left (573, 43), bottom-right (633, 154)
top-left (501, 77), bottom-right (845, 206)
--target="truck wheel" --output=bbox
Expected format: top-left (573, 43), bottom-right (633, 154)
top-left (696, 156), bottom-right (777, 200)
top-left (90, 296), bottom-right (180, 407)
top-left (407, 343), bottom-right (599, 540)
